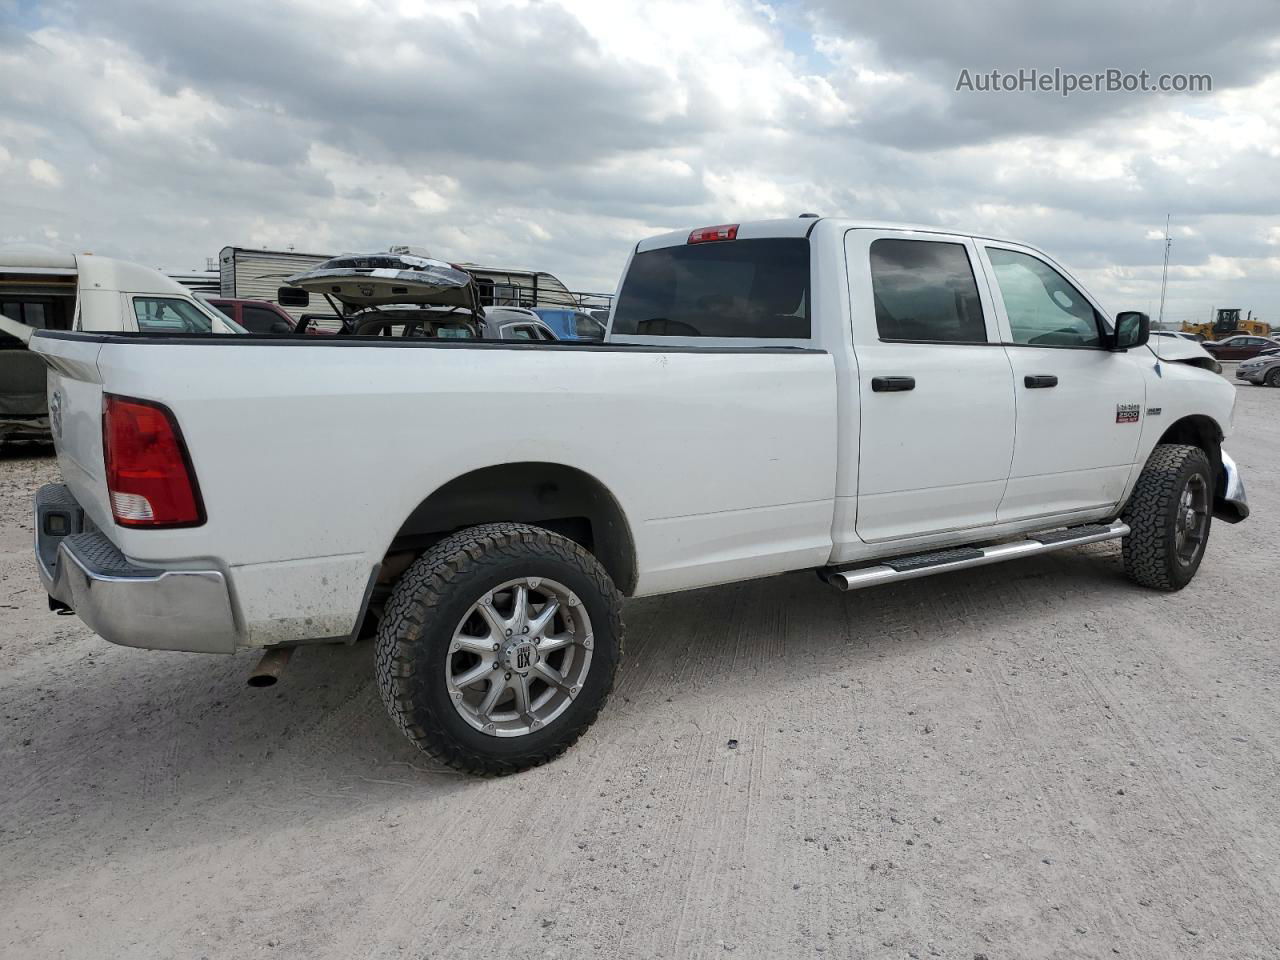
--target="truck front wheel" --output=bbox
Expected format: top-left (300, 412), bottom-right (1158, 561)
top-left (375, 522), bottom-right (623, 775)
top-left (1121, 443), bottom-right (1213, 591)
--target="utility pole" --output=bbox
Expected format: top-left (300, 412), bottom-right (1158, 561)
top-left (1157, 214), bottom-right (1172, 330)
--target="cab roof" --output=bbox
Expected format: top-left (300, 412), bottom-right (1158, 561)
top-left (634, 216), bottom-right (1064, 264)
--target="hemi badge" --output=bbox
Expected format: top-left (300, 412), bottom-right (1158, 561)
top-left (1116, 403), bottom-right (1141, 424)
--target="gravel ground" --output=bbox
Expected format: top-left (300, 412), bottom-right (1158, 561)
top-left (2, 382), bottom-right (1278, 960)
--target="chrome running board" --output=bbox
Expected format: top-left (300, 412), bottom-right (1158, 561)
top-left (824, 521), bottom-right (1129, 592)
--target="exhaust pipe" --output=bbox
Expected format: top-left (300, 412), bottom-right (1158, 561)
top-left (247, 646), bottom-right (294, 688)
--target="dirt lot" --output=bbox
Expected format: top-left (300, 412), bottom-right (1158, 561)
top-left (2, 383), bottom-right (1278, 960)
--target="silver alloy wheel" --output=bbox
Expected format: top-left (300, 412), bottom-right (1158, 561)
top-left (1174, 473), bottom-right (1209, 566)
top-left (445, 577), bottom-right (593, 738)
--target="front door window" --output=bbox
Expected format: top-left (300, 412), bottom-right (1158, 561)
top-left (986, 248), bottom-right (1102, 348)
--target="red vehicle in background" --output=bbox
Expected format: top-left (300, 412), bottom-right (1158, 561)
top-left (205, 298), bottom-right (335, 335)
top-left (1200, 334), bottom-right (1280, 361)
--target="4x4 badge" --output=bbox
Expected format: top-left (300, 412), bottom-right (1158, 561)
top-left (1116, 403), bottom-right (1140, 424)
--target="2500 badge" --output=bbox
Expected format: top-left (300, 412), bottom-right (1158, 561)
top-left (1116, 403), bottom-right (1141, 424)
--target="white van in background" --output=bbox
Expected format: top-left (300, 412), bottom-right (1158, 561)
top-left (0, 247), bottom-right (240, 444)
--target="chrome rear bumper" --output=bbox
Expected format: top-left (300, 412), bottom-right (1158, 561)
top-left (35, 484), bottom-right (239, 654)
top-left (1214, 450), bottom-right (1249, 523)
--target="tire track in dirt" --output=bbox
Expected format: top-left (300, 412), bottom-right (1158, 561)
top-left (976, 636), bottom-right (1155, 951)
top-left (1066, 621), bottom-right (1280, 949)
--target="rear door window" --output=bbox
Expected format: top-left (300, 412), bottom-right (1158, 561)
top-left (612, 238), bottom-right (810, 338)
top-left (869, 239), bottom-right (987, 343)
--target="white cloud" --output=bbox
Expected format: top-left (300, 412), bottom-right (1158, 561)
top-left (27, 157), bottom-right (61, 186)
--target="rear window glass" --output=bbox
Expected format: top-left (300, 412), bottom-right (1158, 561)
top-left (611, 238), bottom-right (810, 338)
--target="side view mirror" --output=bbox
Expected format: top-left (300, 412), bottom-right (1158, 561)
top-left (278, 286), bottom-right (310, 307)
top-left (1113, 311), bottom-right (1150, 351)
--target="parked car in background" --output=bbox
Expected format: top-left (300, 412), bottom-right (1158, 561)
top-left (0, 250), bottom-right (245, 339)
top-left (0, 247), bottom-right (76, 444)
top-left (531, 307), bottom-right (606, 341)
top-left (1200, 334), bottom-right (1280, 361)
top-left (205, 298), bottom-right (300, 334)
top-left (0, 247), bottom-right (240, 444)
top-left (345, 306), bottom-right (560, 341)
top-left (284, 252), bottom-right (559, 341)
top-left (0, 313), bottom-right (47, 444)
top-left (479, 307), bottom-right (561, 341)
top-left (219, 243), bottom-right (607, 327)
top-left (1235, 352), bottom-right (1280, 387)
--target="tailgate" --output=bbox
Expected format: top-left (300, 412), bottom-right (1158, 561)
top-left (28, 332), bottom-right (112, 530)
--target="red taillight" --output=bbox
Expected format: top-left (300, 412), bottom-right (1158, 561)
top-left (688, 223), bottom-right (739, 244)
top-left (102, 395), bottom-right (205, 528)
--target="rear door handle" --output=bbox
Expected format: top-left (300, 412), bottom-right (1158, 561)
top-left (1024, 374), bottom-right (1058, 388)
top-left (871, 376), bottom-right (915, 392)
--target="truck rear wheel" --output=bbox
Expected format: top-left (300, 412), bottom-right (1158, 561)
top-left (374, 522), bottom-right (623, 775)
top-left (1121, 443), bottom-right (1213, 591)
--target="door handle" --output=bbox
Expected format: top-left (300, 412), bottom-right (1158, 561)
top-left (871, 376), bottom-right (915, 392)
top-left (1024, 374), bottom-right (1058, 389)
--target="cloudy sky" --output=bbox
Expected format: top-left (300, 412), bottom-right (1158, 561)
top-left (2, 0), bottom-right (1279, 326)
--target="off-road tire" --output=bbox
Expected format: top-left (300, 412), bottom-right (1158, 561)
top-left (375, 522), bottom-right (623, 775)
top-left (1121, 443), bottom-right (1212, 591)
top-left (1265, 367), bottom-right (1280, 388)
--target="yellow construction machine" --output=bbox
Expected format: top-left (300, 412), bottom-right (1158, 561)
top-left (1182, 308), bottom-right (1270, 340)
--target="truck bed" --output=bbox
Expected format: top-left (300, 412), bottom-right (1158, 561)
top-left (31, 331), bottom-right (839, 647)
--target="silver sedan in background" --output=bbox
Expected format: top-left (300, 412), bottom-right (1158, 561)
top-left (1236, 353), bottom-right (1280, 387)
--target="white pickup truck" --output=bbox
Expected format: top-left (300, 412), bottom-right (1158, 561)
top-left (30, 217), bottom-right (1248, 774)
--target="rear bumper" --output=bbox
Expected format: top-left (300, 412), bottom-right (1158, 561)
top-left (35, 484), bottom-right (239, 653)
top-left (1214, 451), bottom-right (1249, 524)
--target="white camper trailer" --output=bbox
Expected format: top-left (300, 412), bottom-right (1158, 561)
top-left (218, 246), bottom-right (340, 325)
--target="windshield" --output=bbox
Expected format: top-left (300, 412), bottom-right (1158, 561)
top-left (612, 238), bottom-right (810, 338)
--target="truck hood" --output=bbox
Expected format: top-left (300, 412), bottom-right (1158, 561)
top-left (285, 252), bottom-right (477, 310)
top-left (1152, 337), bottom-right (1215, 363)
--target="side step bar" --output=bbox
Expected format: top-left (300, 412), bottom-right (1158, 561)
top-left (824, 521), bottom-right (1129, 592)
